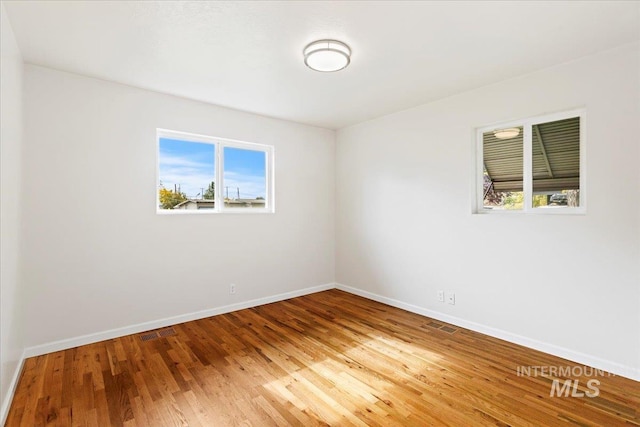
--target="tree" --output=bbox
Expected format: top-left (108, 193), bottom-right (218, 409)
top-left (532, 194), bottom-right (547, 208)
top-left (567, 190), bottom-right (579, 207)
top-left (203, 181), bottom-right (215, 200)
top-left (483, 171), bottom-right (504, 206)
top-left (159, 187), bottom-right (187, 209)
top-left (503, 191), bottom-right (524, 210)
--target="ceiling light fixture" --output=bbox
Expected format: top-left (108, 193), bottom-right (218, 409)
top-left (493, 128), bottom-right (520, 139)
top-left (303, 39), bottom-right (351, 72)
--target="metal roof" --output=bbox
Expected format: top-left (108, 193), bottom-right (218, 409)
top-left (483, 117), bottom-right (580, 192)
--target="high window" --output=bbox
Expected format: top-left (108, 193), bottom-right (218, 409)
top-left (157, 129), bottom-right (274, 213)
top-left (476, 109), bottom-right (585, 213)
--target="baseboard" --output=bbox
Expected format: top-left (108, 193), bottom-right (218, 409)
top-left (24, 282), bottom-right (336, 358)
top-left (1, 350), bottom-right (26, 426)
top-left (335, 283), bottom-right (640, 382)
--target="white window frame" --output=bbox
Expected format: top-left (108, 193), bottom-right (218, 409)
top-left (156, 129), bottom-right (275, 214)
top-left (475, 108), bottom-right (586, 214)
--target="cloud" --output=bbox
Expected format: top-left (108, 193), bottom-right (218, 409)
top-left (159, 153), bottom-right (215, 198)
top-left (159, 147), bottom-right (266, 200)
top-left (222, 171), bottom-right (266, 199)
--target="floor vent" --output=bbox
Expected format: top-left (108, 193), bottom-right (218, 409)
top-left (140, 332), bottom-right (159, 342)
top-left (139, 327), bottom-right (177, 342)
top-left (426, 321), bottom-right (458, 334)
top-left (158, 327), bottom-right (177, 338)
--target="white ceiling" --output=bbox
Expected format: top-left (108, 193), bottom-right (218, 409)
top-left (4, 1), bottom-right (640, 129)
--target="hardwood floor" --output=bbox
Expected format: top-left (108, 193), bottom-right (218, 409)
top-left (5, 289), bottom-right (639, 426)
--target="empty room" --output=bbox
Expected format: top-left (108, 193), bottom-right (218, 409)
top-left (1, 1), bottom-right (639, 426)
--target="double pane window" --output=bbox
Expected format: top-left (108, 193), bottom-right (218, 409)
top-left (157, 130), bottom-right (273, 213)
top-left (478, 110), bottom-right (584, 213)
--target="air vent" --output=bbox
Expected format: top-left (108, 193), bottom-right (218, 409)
top-left (158, 328), bottom-right (177, 337)
top-left (139, 327), bottom-right (177, 341)
top-left (140, 332), bottom-right (159, 342)
top-left (426, 321), bottom-right (458, 334)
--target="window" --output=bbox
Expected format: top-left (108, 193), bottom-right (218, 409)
top-left (157, 129), bottom-right (273, 213)
top-left (476, 109), bottom-right (585, 213)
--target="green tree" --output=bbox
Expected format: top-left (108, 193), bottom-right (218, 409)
top-left (159, 187), bottom-right (187, 209)
top-left (532, 194), bottom-right (547, 208)
top-left (503, 192), bottom-right (524, 210)
top-left (203, 181), bottom-right (215, 200)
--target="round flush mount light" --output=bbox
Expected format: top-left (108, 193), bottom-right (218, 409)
top-left (493, 128), bottom-right (520, 139)
top-left (303, 39), bottom-right (351, 72)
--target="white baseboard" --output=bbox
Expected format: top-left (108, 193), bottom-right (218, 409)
top-left (335, 283), bottom-right (640, 382)
top-left (24, 282), bottom-right (336, 358)
top-left (1, 351), bottom-right (26, 426)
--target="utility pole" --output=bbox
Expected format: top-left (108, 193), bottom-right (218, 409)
top-left (201, 188), bottom-right (204, 199)
top-left (237, 187), bottom-right (240, 200)
top-left (226, 186), bottom-right (229, 199)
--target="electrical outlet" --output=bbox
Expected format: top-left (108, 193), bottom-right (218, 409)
top-left (229, 284), bottom-right (236, 295)
top-left (437, 290), bottom-right (445, 302)
top-left (446, 291), bottom-right (455, 305)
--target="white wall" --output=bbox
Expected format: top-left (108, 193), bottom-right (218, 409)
top-left (21, 65), bottom-right (335, 348)
top-left (336, 43), bottom-right (640, 378)
top-left (0, 1), bottom-right (25, 418)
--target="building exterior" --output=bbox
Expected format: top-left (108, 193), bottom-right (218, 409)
top-left (173, 199), bottom-right (266, 209)
top-left (173, 199), bottom-right (215, 210)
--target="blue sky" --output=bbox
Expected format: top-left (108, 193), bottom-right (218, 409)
top-left (159, 138), bottom-right (266, 199)
top-left (223, 147), bottom-right (266, 199)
